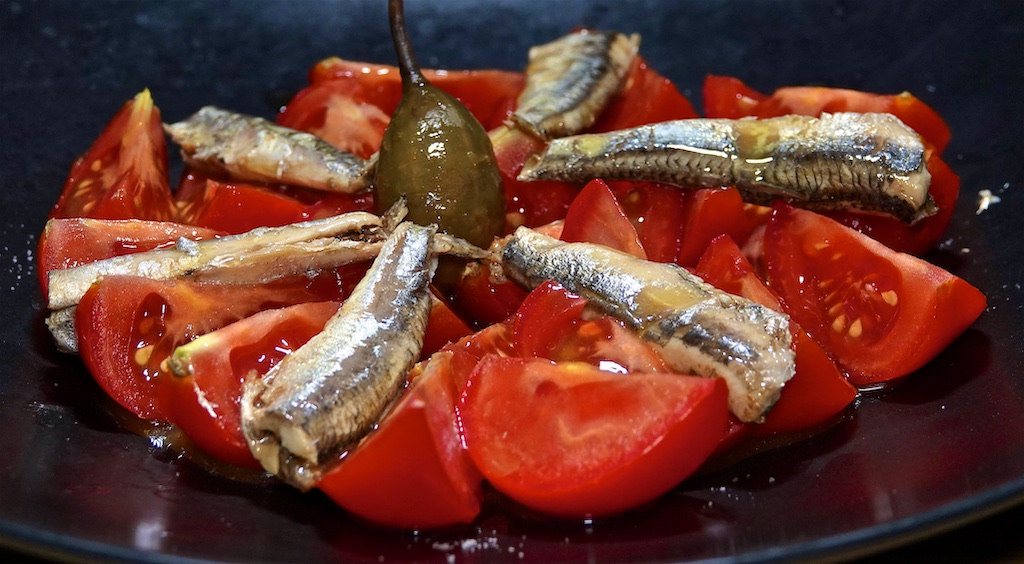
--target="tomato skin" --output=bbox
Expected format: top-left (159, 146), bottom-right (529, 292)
top-left (561, 179), bottom-right (646, 259)
top-left (591, 57), bottom-right (700, 130)
top-left (175, 178), bottom-right (310, 234)
top-left (318, 352), bottom-right (483, 529)
top-left (277, 78), bottom-right (390, 159)
top-left (420, 292), bottom-right (474, 360)
top-left (51, 90), bottom-right (177, 222)
top-left (161, 301), bottom-right (340, 467)
top-left (763, 204), bottom-right (986, 385)
top-left (702, 75), bottom-right (957, 254)
top-left (460, 356), bottom-right (728, 517)
top-left (608, 181), bottom-right (688, 263)
top-left (37, 218), bottom-right (219, 295)
top-left (448, 261), bottom-right (529, 329)
top-left (76, 275), bottom-right (351, 421)
top-left (695, 235), bottom-right (856, 435)
top-left (674, 187), bottom-right (754, 267)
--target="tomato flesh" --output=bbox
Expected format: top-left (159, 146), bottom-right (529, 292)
top-left (460, 356), bottom-right (728, 517)
top-left (318, 352), bottom-right (483, 528)
top-left (51, 90), bottom-right (177, 222)
top-left (76, 275), bottom-right (353, 421)
top-left (561, 179), bottom-right (647, 259)
top-left (161, 301), bottom-right (340, 466)
top-left (763, 204), bottom-right (986, 385)
top-left (695, 235), bottom-right (856, 435)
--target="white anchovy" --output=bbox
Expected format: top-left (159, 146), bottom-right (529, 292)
top-left (165, 106), bottom-right (373, 193)
top-left (241, 222), bottom-right (437, 490)
top-left (512, 29), bottom-right (640, 140)
top-left (519, 112), bottom-right (934, 223)
top-left (46, 212), bottom-right (384, 311)
top-left (499, 227), bottom-right (795, 423)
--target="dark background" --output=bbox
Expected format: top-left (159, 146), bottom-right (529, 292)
top-left (1, 0), bottom-right (1022, 561)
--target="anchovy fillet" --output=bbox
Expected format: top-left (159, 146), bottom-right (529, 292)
top-left (241, 222), bottom-right (437, 490)
top-left (513, 30), bottom-right (640, 140)
top-left (165, 106), bottom-right (373, 193)
top-left (500, 227), bottom-right (794, 422)
top-left (519, 112), bottom-right (934, 223)
top-left (46, 212), bottom-right (383, 311)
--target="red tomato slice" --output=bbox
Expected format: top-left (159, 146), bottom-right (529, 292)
top-left (161, 301), bottom-right (340, 467)
top-left (76, 275), bottom-right (351, 421)
top-left (447, 261), bottom-right (529, 329)
top-left (318, 351), bottom-right (483, 528)
top-left (702, 75), bottom-right (768, 120)
top-left (492, 125), bottom-right (582, 231)
top-left (674, 187), bottom-right (754, 267)
top-left (37, 218), bottom-right (219, 295)
top-left (695, 235), bottom-right (856, 435)
top-left (175, 177), bottom-right (309, 234)
top-left (590, 56), bottom-right (700, 130)
top-left (701, 75), bottom-right (957, 254)
top-left (420, 291), bottom-right (473, 360)
top-left (277, 78), bottom-right (390, 159)
top-left (608, 181), bottom-right (688, 263)
top-left (561, 179), bottom-right (647, 259)
top-left (51, 90), bottom-right (177, 221)
top-left (460, 356), bottom-right (728, 517)
top-left (762, 204), bottom-right (986, 385)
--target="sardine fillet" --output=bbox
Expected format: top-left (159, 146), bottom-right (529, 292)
top-left (501, 227), bottom-right (794, 422)
top-left (241, 222), bottom-right (437, 490)
top-left (46, 211), bottom-right (382, 311)
top-left (513, 30), bottom-right (640, 140)
top-left (519, 113), bottom-right (933, 223)
top-left (165, 106), bottom-right (372, 193)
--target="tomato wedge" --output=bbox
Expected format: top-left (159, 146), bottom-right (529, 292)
top-left (561, 179), bottom-right (646, 259)
top-left (674, 187), bottom-right (754, 267)
top-left (76, 275), bottom-right (351, 421)
top-left (460, 356), bottom-right (728, 517)
top-left (174, 177), bottom-right (309, 233)
top-left (762, 204), bottom-right (986, 385)
top-left (318, 352), bottom-right (483, 528)
top-left (695, 235), bottom-right (856, 435)
top-left (702, 75), bottom-right (957, 254)
top-left (51, 90), bottom-right (177, 221)
top-left (162, 301), bottom-right (340, 467)
top-left (37, 218), bottom-right (219, 295)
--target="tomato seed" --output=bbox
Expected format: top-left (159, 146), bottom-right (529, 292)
top-left (90, 159), bottom-right (103, 172)
top-left (848, 318), bottom-right (863, 338)
top-left (831, 314), bottom-right (846, 333)
top-left (135, 344), bottom-right (154, 366)
top-left (881, 290), bottom-right (899, 306)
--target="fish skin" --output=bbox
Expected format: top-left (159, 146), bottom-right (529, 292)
top-left (46, 212), bottom-right (383, 311)
top-left (165, 106), bottom-right (373, 193)
top-left (518, 112), bottom-right (934, 223)
top-left (512, 30), bottom-right (640, 140)
top-left (500, 227), bottom-right (794, 422)
top-left (241, 222), bottom-right (437, 490)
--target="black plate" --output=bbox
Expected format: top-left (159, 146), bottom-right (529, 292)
top-left (2, 0), bottom-right (1023, 561)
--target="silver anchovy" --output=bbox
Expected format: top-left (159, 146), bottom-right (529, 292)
top-left (46, 211), bottom-right (384, 311)
top-left (518, 112), bottom-right (934, 223)
top-left (499, 227), bottom-right (795, 423)
top-left (165, 106), bottom-right (373, 193)
top-left (241, 222), bottom-right (437, 490)
top-left (512, 29), bottom-right (640, 140)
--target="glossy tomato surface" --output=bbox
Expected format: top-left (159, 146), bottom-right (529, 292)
top-left (3, 1), bottom-right (1023, 563)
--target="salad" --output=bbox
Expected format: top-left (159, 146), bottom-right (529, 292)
top-left (36, 0), bottom-right (985, 531)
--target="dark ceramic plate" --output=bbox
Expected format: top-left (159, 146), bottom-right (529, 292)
top-left (2, 0), bottom-right (1023, 562)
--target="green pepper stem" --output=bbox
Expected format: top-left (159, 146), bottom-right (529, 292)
top-left (388, 0), bottom-right (427, 88)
